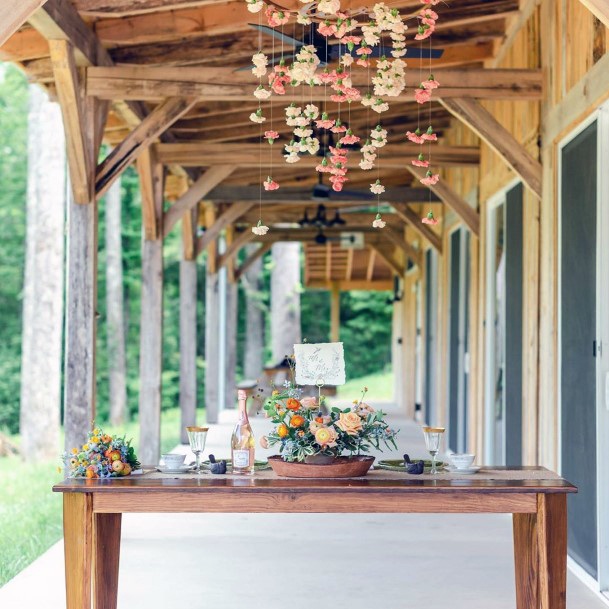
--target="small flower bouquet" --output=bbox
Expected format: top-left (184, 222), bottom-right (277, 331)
top-left (63, 426), bottom-right (140, 478)
top-left (262, 386), bottom-right (398, 463)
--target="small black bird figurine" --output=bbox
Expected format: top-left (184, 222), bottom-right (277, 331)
top-left (403, 453), bottom-right (424, 475)
top-left (208, 454), bottom-right (227, 474)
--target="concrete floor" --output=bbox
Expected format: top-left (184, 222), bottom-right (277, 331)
top-left (1, 403), bottom-right (607, 609)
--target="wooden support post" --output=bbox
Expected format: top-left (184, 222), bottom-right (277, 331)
top-left (95, 97), bottom-right (197, 200)
top-left (406, 166), bottom-right (480, 236)
top-left (64, 183), bottom-right (98, 453)
top-left (392, 298), bottom-right (404, 410)
top-left (179, 255), bottom-right (197, 442)
top-left (330, 283), bottom-right (340, 342)
top-left (137, 153), bottom-right (165, 465)
top-left (391, 203), bottom-right (443, 254)
top-left (163, 165), bottom-right (236, 237)
top-left (196, 202), bottom-right (256, 258)
top-left (578, 0), bottom-right (609, 27)
top-left (0, 0), bottom-right (47, 46)
top-left (440, 97), bottom-right (543, 198)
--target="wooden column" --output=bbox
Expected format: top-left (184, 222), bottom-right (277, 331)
top-left (330, 283), bottom-right (340, 342)
top-left (137, 150), bottom-right (164, 465)
top-left (392, 298), bottom-right (404, 409)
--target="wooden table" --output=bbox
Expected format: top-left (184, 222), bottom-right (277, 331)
top-left (53, 467), bottom-right (576, 609)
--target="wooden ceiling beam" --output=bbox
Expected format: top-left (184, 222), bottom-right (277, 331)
top-left (0, 1), bottom-right (47, 47)
top-left (163, 165), bottom-right (236, 237)
top-left (406, 166), bottom-right (480, 236)
top-left (217, 228), bottom-right (256, 270)
top-left (234, 243), bottom-right (271, 280)
top-left (95, 96), bottom-right (197, 199)
top-left (86, 67), bottom-right (543, 101)
top-left (154, 143), bottom-right (480, 168)
top-left (391, 203), bottom-right (443, 254)
top-left (196, 202), bottom-right (256, 257)
top-left (367, 242), bottom-right (405, 277)
top-left (440, 97), bottom-right (542, 198)
top-left (307, 278), bottom-right (394, 291)
top-left (578, 0), bottom-right (609, 27)
top-left (383, 228), bottom-right (421, 267)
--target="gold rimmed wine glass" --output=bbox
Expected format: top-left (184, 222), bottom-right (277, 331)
top-left (422, 426), bottom-right (445, 474)
top-left (186, 426), bottom-right (209, 474)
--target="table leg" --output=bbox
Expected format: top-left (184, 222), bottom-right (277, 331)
top-left (513, 512), bottom-right (539, 609)
top-left (93, 513), bottom-right (122, 609)
top-left (63, 493), bottom-right (93, 609)
top-left (538, 494), bottom-right (568, 609)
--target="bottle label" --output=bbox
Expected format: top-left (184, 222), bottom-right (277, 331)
top-left (233, 450), bottom-right (250, 468)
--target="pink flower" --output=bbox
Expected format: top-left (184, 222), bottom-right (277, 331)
top-left (422, 78), bottom-right (440, 90)
top-left (356, 46), bottom-right (371, 56)
top-left (356, 58), bottom-right (371, 67)
top-left (406, 129), bottom-right (425, 144)
top-left (421, 8), bottom-right (439, 20)
top-left (340, 35), bottom-right (361, 51)
top-left (420, 171), bottom-right (440, 186)
top-left (411, 155), bottom-right (430, 167)
top-left (415, 86), bottom-right (432, 104)
top-left (340, 131), bottom-right (361, 145)
top-left (266, 5), bottom-right (290, 27)
top-left (318, 21), bottom-right (337, 36)
top-left (330, 94), bottom-right (347, 103)
top-left (264, 177), bottom-right (280, 191)
top-left (331, 122), bottom-right (347, 133)
top-left (422, 211), bottom-right (439, 225)
top-left (415, 24), bottom-right (435, 40)
top-left (265, 130), bottom-right (279, 141)
top-left (420, 0), bottom-right (441, 4)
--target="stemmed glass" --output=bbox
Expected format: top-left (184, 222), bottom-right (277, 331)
top-left (186, 426), bottom-right (209, 474)
top-left (423, 426), bottom-right (445, 474)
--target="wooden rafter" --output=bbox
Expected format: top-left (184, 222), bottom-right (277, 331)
top-left (391, 203), bottom-right (443, 254)
top-left (137, 146), bottom-right (165, 240)
top-left (406, 167), bottom-right (480, 236)
top-left (195, 202), bottom-right (256, 257)
top-left (49, 39), bottom-right (92, 204)
top-left (383, 228), bottom-right (421, 267)
top-left (366, 250), bottom-right (377, 282)
top-left (0, 0), bottom-right (47, 46)
top-left (95, 97), bottom-right (197, 199)
top-left (217, 229), bottom-right (256, 270)
top-left (578, 0), bottom-right (609, 27)
top-left (440, 97), bottom-right (542, 198)
top-left (234, 243), bottom-right (271, 281)
top-left (86, 67), bottom-right (543, 101)
top-left (367, 243), bottom-right (405, 277)
top-left (163, 165), bottom-right (236, 237)
top-left (154, 143), bottom-right (479, 168)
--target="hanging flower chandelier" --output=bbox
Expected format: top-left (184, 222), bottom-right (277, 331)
top-left (248, 0), bottom-right (442, 235)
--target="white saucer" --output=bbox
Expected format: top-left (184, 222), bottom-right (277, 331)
top-left (446, 465), bottom-right (481, 475)
top-left (156, 464), bottom-right (194, 474)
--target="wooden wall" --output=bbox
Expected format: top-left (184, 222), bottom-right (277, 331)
top-left (423, 0), bottom-right (609, 466)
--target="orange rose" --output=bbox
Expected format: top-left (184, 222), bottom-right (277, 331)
top-left (290, 415), bottom-right (305, 428)
top-left (277, 423), bottom-right (288, 438)
top-left (336, 412), bottom-right (363, 436)
top-left (286, 398), bottom-right (301, 411)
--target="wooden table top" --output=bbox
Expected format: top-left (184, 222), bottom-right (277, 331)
top-left (53, 466), bottom-right (577, 495)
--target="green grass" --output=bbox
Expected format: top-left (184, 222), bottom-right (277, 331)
top-left (337, 369), bottom-right (394, 402)
top-left (0, 407), bottom-right (194, 587)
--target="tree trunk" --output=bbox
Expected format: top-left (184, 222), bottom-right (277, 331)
top-left (242, 244), bottom-right (264, 380)
top-left (271, 242), bottom-right (302, 363)
top-left (19, 85), bottom-right (66, 461)
top-left (179, 258), bottom-right (197, 442)
top-left (105, 178), bottom-right (127, 426)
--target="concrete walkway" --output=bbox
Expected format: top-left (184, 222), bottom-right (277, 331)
top-left (1, 403), bottom-right (606, 609)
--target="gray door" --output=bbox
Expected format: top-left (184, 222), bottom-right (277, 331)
top-left (561, 121), bottom-right (598, 578)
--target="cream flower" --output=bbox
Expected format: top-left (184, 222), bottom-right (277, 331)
top-left (372, 213), bottom-right (386, 228)
top-left (314, 426), bottom-right (339, 447)
top-left (301, 396), bottom-right (318, 409)
top-left (253, 86), bottom-right (272, 100)
top-left (318, 0), bottom-right (340, 15)
top-left (249, 110), bottom-right (266, 123)
top-left (247, 0), bottom-right (264, 12)
top-left (252, 220), bottom-right (269, 235)
top-left (370, 179), bottom-right (385, 195)
top-left (336, 412), bottom-right (363, 436)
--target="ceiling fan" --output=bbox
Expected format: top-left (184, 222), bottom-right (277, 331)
top-left (249, 22), bottom-right (445, 68)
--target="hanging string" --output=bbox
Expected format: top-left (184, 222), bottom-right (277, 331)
top-left (258, 10), bottom-right (263, 221)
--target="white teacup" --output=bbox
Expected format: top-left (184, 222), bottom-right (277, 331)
top-left (449, 453), bottom-right (475, 470)
top-left (160, 453), bottom-right (186, 469)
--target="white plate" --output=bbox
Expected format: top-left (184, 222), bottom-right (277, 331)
top-left (445, 465), bottom-right (481, 475)
top-left (156, 464), bottom-right (194, 474)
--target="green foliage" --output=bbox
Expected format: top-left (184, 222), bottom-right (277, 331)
top-left (0, 66), bottom-right (28, 433)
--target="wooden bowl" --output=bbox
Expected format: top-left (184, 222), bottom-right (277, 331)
top-left (268, 455), bottom-right (375, 478)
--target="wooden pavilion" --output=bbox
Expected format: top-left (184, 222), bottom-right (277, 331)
top-left (2, 0), bottom-right (609, 596)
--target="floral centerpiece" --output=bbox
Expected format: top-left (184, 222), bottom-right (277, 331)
top-left (63, 426), bottom-right (140, 478)
top-left (261, 383), bottom-right (397, 467)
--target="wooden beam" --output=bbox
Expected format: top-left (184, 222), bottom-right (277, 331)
top-left (49, 39), bottom-right (93, 204)
top-left (0, 0), bottom-right (47, 47)
top-left (154, 143), bottom-right (480, 169)
top-left (367, 242), bottom-right (406, 277)
top-left (366, 250), bottom-right (377, 283)
top-left (202, 203), bottom-right (217, 272)
top-left (181, 205), bottom-right (197, 261)
top-left (307, 278), bottom-right (393, 291)
top-left (29, 0), bottom-right (113, 67)
top-left (95, 97), bottom-right (197, 199)
top-left (87, 67), bottom-right (544, 101)
top-left (163, 165), bottom-right (236, 237)
top-left (384, 228), bottom-right (422, 267)
top-left (391, 203), bottom-right (443, 254)
top-left (234, 243), bottom-right (271, 281)
top-left (195, 203), bottom-right (256, 257)
top-left (330, 283), bottom-right (340, 342)
top-left (578, 0), bottom-right (609, 26)
top-left (441, 97), bottom-right (542, 198)
top-left (75, 0), bottom-right (229, 17)
top-left (137, 146), bottom-right (165, 240)
top-left (406, 167), bottom-right (480, 236)
top-left (217, 229), bottom-right (256, 270)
